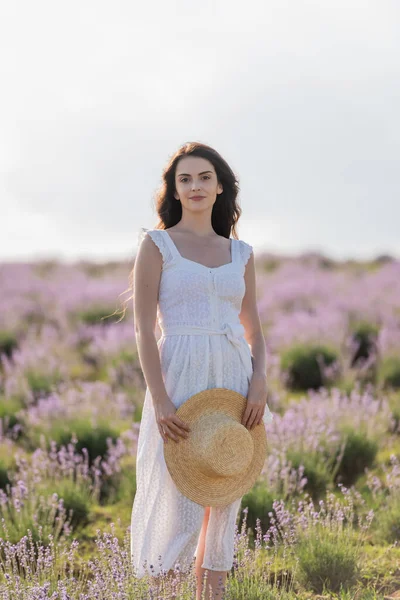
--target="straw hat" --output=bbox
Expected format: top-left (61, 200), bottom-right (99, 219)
top-left (163, 387), bottom-right (268, 507)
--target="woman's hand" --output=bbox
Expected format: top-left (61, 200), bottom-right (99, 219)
top-left (241, 372), bottom-right (268, 430)
top-left (153, 395), bottom-right (191, 443)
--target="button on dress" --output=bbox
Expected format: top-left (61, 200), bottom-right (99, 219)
top-left (130, 228), bottom-right (273, 579)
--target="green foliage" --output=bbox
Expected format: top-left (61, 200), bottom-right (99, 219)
top-left (379, 355), bottom-right (400, 389)
top-left (337, 376), bottom-right (357, 397)
top-left (388, 390), bottom-right (400, 433)
top-left (286, 450), bottom-right (331, 500)
top-left (318, 256), bottom-right (336, 270)
top-left (260, 257), bottom-right (280, 273)
top-left (26, 369), bottom-right (63, 399)
top-left (373, 254), bottom-right (395, 265)
top-left (349, 320), bottom-right (379, 367)
top-left (99, 455), bottom-right (137, 505)
top-left (28, 417), bottom-right (119, 464)
top-left (239, 482), bottom-right (275, 535)
top-left (0, 459), bottom-right (12, 490)
top-left (280, 343), bottom-right (339, 391)
top-left (0, 396), bottom-right (23, 433)
top-left (372, 496), bottom-right (400, 544)
top-left (225, 574), bottom-right (294, 599)
top-left (0, 442), bottom-right (18, 490)
top-left (335, 428), bottom-right (378, 486)
top-left (38, 478), bottom-right (92, 529)
top-left (78, 305), bottom-right (122, 326)
top-left (0, 488), bottom-right (71, 546)
top-left (297, 530), bottom-right (359, 593)
top-left (0, 330), bottom-right (19, 358)
top-left (53, 419), bottom-right (119, 464)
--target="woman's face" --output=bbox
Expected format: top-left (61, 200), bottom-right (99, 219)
top-left (174, 156), bottom-right (223, 214)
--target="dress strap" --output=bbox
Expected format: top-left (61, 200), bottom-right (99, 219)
top-left (230, 237), bottom-right (237, 264)
top-left (237, 239), bottom-right (253, 267)
top-left (161, 230), bottom-right (181, 260)
top-left (138, 227), bottom-right (175, 266)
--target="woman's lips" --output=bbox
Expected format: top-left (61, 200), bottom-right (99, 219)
top-left (190, 196), bottom-right (205, 200)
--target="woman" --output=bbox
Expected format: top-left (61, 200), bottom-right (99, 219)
top-left (130, 141), bottom-right (273, 599)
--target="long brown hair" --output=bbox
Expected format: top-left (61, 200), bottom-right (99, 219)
top-left (111, 141), bottom-right (243, 322)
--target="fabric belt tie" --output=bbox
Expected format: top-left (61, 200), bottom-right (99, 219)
top-left (160, 322), bottom-right (252, 386)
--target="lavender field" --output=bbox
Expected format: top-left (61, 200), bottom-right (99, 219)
top-left (1, 251), bottom-right (400, 599)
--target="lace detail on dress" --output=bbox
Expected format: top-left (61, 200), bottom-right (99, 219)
top-left (138, 227), bottom-right (174, 266)
top-left (238, 240), bottom-right (253, 267)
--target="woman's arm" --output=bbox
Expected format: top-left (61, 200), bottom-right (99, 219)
top-left (239, 249), bottom-right (268, 429)
top-left (133, 234), bottom-right (169, 405)
top-left (134, 234), bottom-right (190, 443)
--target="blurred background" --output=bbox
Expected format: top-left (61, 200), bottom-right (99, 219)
top-left (1, 2), bottom-right (400, 597)
top-left (1, 0), bottom-right (399, 262)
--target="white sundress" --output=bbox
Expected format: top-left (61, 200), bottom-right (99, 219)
top-left (130, 227), bottom-right (273, 579)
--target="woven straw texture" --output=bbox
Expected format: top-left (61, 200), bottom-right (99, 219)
top-left (163, 387), bottom-right (268, 507)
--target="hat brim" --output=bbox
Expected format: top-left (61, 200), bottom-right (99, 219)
top-left (163, 388), bottom-right (268, 507)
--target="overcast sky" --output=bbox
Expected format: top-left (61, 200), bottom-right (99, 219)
top-left (1, 0), bottom-right (399, 263)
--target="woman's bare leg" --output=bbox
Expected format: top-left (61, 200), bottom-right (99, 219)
top-left (195, 507), bottom-right (228, 599)
top-left (195, 507), bottom-right (210, 599)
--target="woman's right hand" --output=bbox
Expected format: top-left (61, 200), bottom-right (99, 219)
top-left (153, 395), bottom-right (191, 443)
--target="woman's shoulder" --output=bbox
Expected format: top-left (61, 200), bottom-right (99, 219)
top-left (137, 226), bottom-right (164, 243)
top-left (235, 238), bottom-right (254, 266)
top-left (137, 227), bottom-right (173, 264)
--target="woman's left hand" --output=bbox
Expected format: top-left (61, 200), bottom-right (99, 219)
top-left (241, 372), bottom-right (268, 430)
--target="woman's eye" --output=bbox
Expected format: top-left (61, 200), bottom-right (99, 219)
top-left (179, 175), bottom-right (210, 183)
